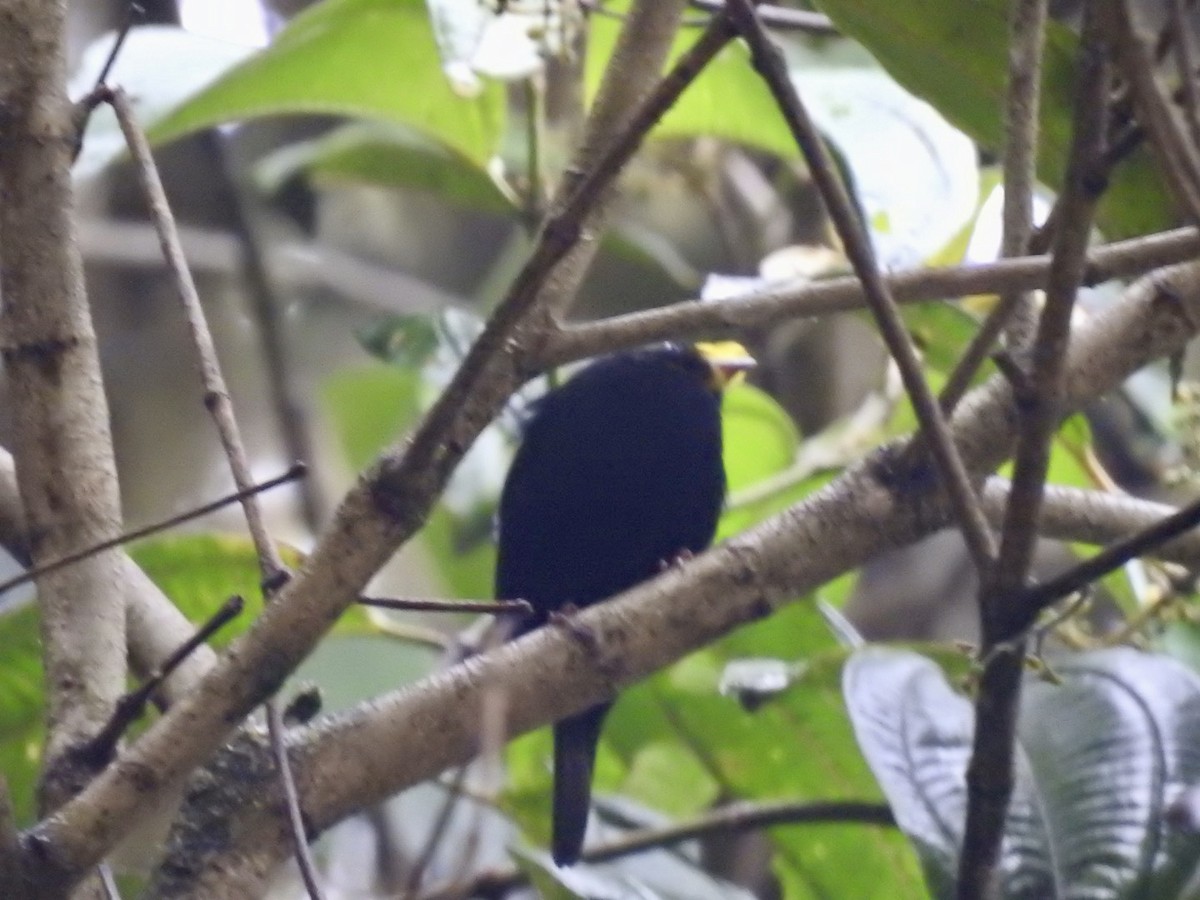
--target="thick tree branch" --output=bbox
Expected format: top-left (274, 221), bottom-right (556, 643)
top-left (0, 0), bottom-right (126, 824)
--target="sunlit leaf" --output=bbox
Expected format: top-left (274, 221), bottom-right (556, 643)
top-left (150, 0), bottom-right (505, 168)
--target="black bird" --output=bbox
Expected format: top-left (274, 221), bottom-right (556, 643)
top-left (495, 341), bottom-right (753, 866)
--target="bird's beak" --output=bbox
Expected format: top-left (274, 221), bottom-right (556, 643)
top-left (695, 341), bottom-right (756, 390)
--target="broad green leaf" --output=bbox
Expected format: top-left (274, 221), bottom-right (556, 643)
top-left (717, 383), bottom-right (820, 539)
top-left (624, 651), bottom-right (922, 898)
top-left (814, 0), bottom-right (1171, 238)
top-left (845, 646), bottom-right (1200, 898)
top-left (902, 302), bottom-right (984, 381)
top-left (150, 0), bottom-right (505, 168)
top-left (321, 362), bottom-right (422, 470)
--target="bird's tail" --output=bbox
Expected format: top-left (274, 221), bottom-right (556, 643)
top-left (552, 703), bottom-right (610, 866)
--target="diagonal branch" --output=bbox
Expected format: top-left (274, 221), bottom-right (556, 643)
top-left (959, 5), bottom-right (1110, 894)
top-left (725, 0), bottom-right (996, 572)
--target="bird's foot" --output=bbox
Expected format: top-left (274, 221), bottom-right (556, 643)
top-left (658, 548), bottom-right (695, 572)
top-left (550, 605), bottom-right (601, 655)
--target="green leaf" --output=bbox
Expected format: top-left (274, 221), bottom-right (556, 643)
top-left (0, 604), bottom-right (44, 824)
top-left (587, 9), bottom-right (794, 160)
top-left (845, 646), bottom-right (1200, 898)
top-left (320, 362), bottom-right (422, 471)
top-left (815, 0), bottom-right (1171, 238)
top-left (717, 383), bottom-right (815, 538)
top-left (622, 651), bottom-right (923, 898)
top-left (150, 0), bottom-right (505, 168)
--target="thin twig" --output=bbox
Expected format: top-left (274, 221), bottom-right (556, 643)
top-left (69, 1), bottom-right (142, 156)
top-left (1106, 0), bottom-right (1200, 221)
top-left (92, 3), bottom-right (141, 94)
top-left (427, 799), bottom-right (894, 899)
top-left (934, 0), bottom-right (1053, 412)
top-left (725, 0), bottom-right (997, 573)
top-left (206, 133), bottom-right (328, 531)
top-left (958, 8), bottom-right (1110, 897)
top-left (997, 0), bottom-right (1049, 350)
top-left (0, 465), bottom-right (304, 600)
top-left (358, 596), bottom-right (532, 615)
top-left (1018, 493), bottom-right (1200, 617)
top-left (82, 595), bottom-right (245, 765)
top-left (105, 86), bottom-right (325, 899)
top-left (539, 226), bottom-right (1200, 365)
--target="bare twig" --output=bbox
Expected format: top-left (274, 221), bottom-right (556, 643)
top-left (725, 0), bottom-right (997, 573)
top-left (0, 465), bottom-right (304, 601)
top-left (98, 863), bottom-right (121, 900)
top-left (997, 0), bottom-right (1049, 350)
top-left (426, 799), bottom-right (893, 899)
top-left (69, 0), bottom-right (142, 155)
top-left (206, 133), bottom-right (328, 531)
top-left (958, 6), bottom-right (1109, 895)
top-left (92, 2), bottom-right (141, 95)
top-left (1106, 0), bottom-right (1200, 221)
top-left (82, 595), bottom-right (245, 765)
top-left (358, 597), bottom-right (532, 615)
top-left (1017, 492), bottom-right (1200, 617)
top-left (540, 226), bottom-right (1200, 365)
top-left (405, 767), bottom-right (469, 896)
top-left (105, 86), bottom-right (324, 898)
top-left (935, 0), bottom-right (1049, 413)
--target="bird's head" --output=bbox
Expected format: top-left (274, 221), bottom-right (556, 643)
top-left (694, 340), bottom-right (756, 391)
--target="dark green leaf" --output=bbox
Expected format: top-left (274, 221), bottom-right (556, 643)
top-left (845, 646), bottom-right (1200, 898)
top-left (815, 0), bottom-right (1171, 238)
